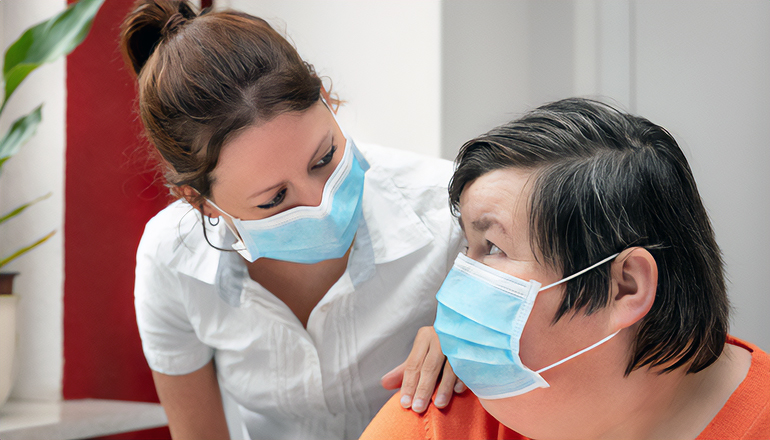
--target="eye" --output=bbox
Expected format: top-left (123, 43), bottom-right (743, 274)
top-left (312, 144), bottom-right (337, 169)
top-left (486, 241), bottom-right (505, 256)
top-left (257, 188), bottom-right (286, 209)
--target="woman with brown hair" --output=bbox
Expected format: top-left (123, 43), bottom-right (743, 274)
top-left (119, 1), bottom-right (464, 439)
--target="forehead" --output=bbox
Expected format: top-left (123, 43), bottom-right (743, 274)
top-left (459, 168), bottom-right (534, 221)
top-left (214, 101), bottom-right (332, 179)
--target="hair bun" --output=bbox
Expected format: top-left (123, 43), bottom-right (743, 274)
top-left (120, 0), bottom-right (197, 75)
top-left (161, 12), bottom-right (188, 38)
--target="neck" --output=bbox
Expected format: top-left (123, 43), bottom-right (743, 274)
top-left (246, 246), bottom-right (351, 328)
top-left (596, 343), bottom-right (751, 440)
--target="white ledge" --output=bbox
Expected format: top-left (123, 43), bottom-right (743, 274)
top-left (0, 398), bottom-right (168, 440)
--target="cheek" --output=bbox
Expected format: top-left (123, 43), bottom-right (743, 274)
top-left (518, 289), bottom-right (564, 370)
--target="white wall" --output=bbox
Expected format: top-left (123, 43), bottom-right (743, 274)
top-left (440, 0), bottom-right (532, 159)
top-left (0, 0), bottom-right (66, 401)
top-left (633, 0), bottom-right (770, 352)
top-left (224, 0), bottom-right (443, 158)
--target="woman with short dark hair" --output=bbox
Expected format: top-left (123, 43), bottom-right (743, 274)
top-left (361, 98), bottom-right (769, 440)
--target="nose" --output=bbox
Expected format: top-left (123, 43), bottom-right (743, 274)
top-left (292, 176), bottom-right (325, 208)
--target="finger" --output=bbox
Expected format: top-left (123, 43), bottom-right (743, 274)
top-left (433, 360), bottom-right (457, 409)
top-left (398, 328), bottom-right (433, 408)
top-left (380, 362), bottom-right (405, 390)
top-left (454, 378), bottom-right (467, 394)
top-left (409, 351), bottom-right (446, 413)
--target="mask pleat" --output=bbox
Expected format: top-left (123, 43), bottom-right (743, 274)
top-left (434, 303), bottom-right (512, 350)
top-left (436, 269), bottom-right (527, 335)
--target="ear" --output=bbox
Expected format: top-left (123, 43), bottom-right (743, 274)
top-left (608, 247), bottom-right (658, 331)
top-left (179, 185), bottom-right (221, 219)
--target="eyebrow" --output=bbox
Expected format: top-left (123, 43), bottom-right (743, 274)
top-left (471, 217), bottom-right (496, 233)
top-left (458, 215), bottom-right (505, 235)
top-left (246, 129), bottom-right (334, 202)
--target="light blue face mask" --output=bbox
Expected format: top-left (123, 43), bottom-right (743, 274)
top-left (208, 135), bottom-right (369, 264)
top-left (434, 252), bottom-right (619, 399)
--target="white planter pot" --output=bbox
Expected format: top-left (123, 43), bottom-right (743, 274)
top-left (0, 294), bottom-right (18, 407)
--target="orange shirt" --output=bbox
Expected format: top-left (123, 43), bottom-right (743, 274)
top-left (360, 390), bottom-right (524, 440)
top-left (360, 336), bottom-right (769, 440)
top-left (697, 336), bottom-right (770, 440)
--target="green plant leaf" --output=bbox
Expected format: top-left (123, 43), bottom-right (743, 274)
top-left (0, 230), bottom-right (55, 270)
top-left (0, 193), bottom-right (51, 226)
top-left (0, 105), bottom-right (42, 175)
top-left (1, 0), bottom-right (104, 113)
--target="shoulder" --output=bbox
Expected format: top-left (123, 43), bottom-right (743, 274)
top-left (137, 199), bottom-right (210, 263)
top-left (357, 142), bottom-right (454, 191)
top-left (357, 142), bottom-right (458, 228)
top-left (359, 392), bottom-right (427, 440)
top-left (361, 391), bottom-right (522, 440)
top-left (135, 198), bottom-right (225, 288)
top-left (697, 336), bottom-right (770, 439)
top-left (356, 143), bottom-right (464, 263)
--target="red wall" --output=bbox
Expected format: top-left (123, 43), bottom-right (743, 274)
top-left (64, 1), bottom-right (172, 438)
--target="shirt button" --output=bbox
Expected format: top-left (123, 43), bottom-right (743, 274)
top-left (320, 304), bottom-right (331, 312)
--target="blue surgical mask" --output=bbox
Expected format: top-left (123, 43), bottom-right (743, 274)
top-left (208, 136), bottom-right (369, 264)
top-left (434, 252), bottom-right (619, 399)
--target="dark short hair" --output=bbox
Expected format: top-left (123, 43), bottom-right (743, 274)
top-left (449, 98), bottom-right (728, 375)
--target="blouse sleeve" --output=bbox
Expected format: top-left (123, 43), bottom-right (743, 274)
top-left (134, 228), bottom-right (214, 376)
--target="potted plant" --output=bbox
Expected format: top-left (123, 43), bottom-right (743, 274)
top-left (0, 0), bottom-right (104, 407)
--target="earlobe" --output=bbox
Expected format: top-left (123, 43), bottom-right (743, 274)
top-left (180, 185), bottom-right (221, 219)
top-left (610, 247), bottom-right (658, 331)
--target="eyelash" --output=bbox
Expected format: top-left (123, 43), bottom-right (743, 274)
top-left (257, 188), bottom-right (286, 209)
top-left (257, 144), bottom-right (337, 210)
top-left (312, 144), bottom-right (337, 169)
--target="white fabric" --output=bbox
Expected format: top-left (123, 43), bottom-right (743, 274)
top-left (134, 143), bottom-right (464, 440)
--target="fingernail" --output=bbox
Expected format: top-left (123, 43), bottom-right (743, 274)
top-left (434, 394), bottom-right (448, 408)
top-left (412, 398), bottom-right (427, 412)
top-left (455, 383), bottom-right (465, 393)
top-left (400, 394), bottom-right (412, 408)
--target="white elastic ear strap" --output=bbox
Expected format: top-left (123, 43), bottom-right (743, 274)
top-left (535, 330), bottom-right (620, 374)
top-left (533, 253), bottom-right (621, 374)
top-left (206, 198), bottom-right (236, 220)
top-left (539, 253), bottom-right (619, 292)
top-left (321, 96), bottom-right (348, 137)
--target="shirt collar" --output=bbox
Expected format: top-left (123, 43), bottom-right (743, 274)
top-left (360, 158), bottom-right (434, 264)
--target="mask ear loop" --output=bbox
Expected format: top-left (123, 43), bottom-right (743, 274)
top-left (533, 252), bottom-right (622, 374)
top-left (539, 253), bottom-right (619, 292)
top-left (197, 203), bottom-right (236, 253)
top-left (535, 330), bottom-right (621, 374)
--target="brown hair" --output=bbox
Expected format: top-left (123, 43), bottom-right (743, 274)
top-left (120, 0), bottom-right (334, 205)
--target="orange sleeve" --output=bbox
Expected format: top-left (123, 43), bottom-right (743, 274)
top-left (360, 390), bottom-right (526, 440)
top-left (360, 392), bottom-right (430, 440)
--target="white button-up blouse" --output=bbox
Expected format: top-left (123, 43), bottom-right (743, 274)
top-left (134, 143), bottom-right (464, 440)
